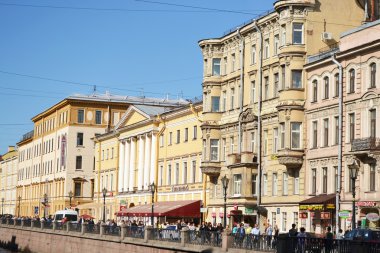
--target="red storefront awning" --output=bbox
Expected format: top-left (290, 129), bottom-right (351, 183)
top-left (116, 200), bottom-right (201, 218)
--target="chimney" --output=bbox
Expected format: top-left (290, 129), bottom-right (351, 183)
top-left (7, 146), bottom-right (15, 152)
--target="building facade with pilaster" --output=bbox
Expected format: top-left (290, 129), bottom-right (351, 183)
top-left (305, 18), bottom-right (380, 233)
top-left (93, 102), bottom-right (206, 223)
top-left (199, 0), bottom-right (365, 231)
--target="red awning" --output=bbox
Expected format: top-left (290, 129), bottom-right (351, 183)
top-left (116, 200), bottom-right (201, 218)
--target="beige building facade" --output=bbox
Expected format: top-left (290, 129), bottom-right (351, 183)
top-left (16, 93), bottom-right (182, 218)
top-left (305, 19), bottom-right (380, 232)
top-left (0, 146), bottom-right (18, 216)
top-left (199, 0), bottom-right (365, 231)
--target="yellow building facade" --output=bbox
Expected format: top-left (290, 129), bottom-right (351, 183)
top-left (199, 0), bottom-right (365, 231)
top-left (93, 102), bottom-right (206, 223)
top-left (16, 93), bottom-right (182, 218)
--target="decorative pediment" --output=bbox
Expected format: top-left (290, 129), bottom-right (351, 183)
top-left (114, 106), bottom-right (150, 130)
top-left (361, 91), bottom-right (379, 101)
top-left (239, 108), bottom-right (258, 124)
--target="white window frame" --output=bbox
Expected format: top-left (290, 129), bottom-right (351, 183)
top-left (210, 139), bottom-right (219, 161)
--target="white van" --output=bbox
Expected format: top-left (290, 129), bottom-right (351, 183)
top-left (53, 210), bottom-right (78, 223)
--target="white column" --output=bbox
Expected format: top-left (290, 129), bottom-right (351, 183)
top-left (137, 136), bottom-right (145, 191)
top-left (118, 141), bottom-right (125, 192)
top-left (129, 137), bottom-right (137, 191)
top-left (144, 134), bottom-right (151, 189)
top-left (150, 133), bottom-right (157, 184)
top-left (123, 140), bottom-right (130, 192)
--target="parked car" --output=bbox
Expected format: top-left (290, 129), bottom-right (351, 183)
top-left (53, 210), bottom-right (78, 223)
top-left (344, 228), bottom-right (380, 242)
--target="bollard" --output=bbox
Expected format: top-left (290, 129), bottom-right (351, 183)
top-left (66, 222), bottom-right (70, 232)
top-left (6, 218), bottom-right (10, 225)
top-left (222, 228), bottom-right (233, 252)
top-left (120, 224), bottom-right (127, 240)
top-left (21, 219), bottom-right (24, 227)
top-left (53, 221), bottom-right (57, 231)
top-left (81, 222), bottom-right (87, 235)
top-left (41, 220), bottom-right (45, 229)
top-left (100, 223), bottom-right (106, 236)
top-left (181, 227), bottom-right (189, 247)
top-left (144, 225), bottom-right (153, 243)
top-left (31, 220), bottom-right (35, 228)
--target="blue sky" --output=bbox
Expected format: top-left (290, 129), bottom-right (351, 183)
top-left (0, 0), bottom-right (275, 154)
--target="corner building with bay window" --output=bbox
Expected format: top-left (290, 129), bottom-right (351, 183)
top-left (199, 0), bottom-right (365, 231)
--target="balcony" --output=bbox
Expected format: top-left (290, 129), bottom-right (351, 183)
top-left (277, 89), bottom-right (305, 111)
top-left (202, 112), bottom-right (223, 126)
top-left (200, 161), bottom-right (221, 176)
top-left (351, 137), bottom-right (380, 152)
top-left (277, 148), bottom-right (304, 169)
top-left (279, 44), bottom-right (306, 55)
top-left (274, 0), bottom-right (316, 10)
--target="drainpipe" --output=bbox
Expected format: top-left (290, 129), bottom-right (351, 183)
top-left (237, 28), bottom-right (245, 154)
top-left (253, 21), bottom-right (263, 227)
top-left (154, 115), bottom-right (166, 202)
top-left (332, 55), bottom-right (343, 235)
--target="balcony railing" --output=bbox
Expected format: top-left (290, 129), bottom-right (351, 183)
top-left (351, 137), bottom-right (380, 152)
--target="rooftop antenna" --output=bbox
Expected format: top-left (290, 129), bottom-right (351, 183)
top-left (139, 88), bottom-right (145, 98)
top-left (92, 85), bottom-right (97, 95)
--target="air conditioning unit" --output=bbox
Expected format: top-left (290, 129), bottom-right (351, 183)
top-left (321, 32), bottom-right (332, 41)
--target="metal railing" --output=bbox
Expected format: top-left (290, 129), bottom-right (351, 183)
top-left (44, 221), bottom-right (53, 229)
top-left (188, 230), bottom-right (222, 247)
top-left (23, 220), bottom-right (31, 227)
top-left (351, 137), bottom-right (380, 152)
top-left (152, 229), bottom-right (181, 243)
top-left (83, 224), bottom-right (100, 234)
top-left (104, 225), bottom-right (120, 236)
top-left (68, 222), bottom-right (80, 232)
top-left (8, 219), bottom-right (14, 225)
top-left (277, 236), bottom-right (380, 253)
top-left (231, 234), bottom-right (275, 252)
top-left (32, 220), bottom-right (40, 228)
top-left (125, 226), bottom-right (144, 239)
top-left (15, 220), bottom-right (21, 226)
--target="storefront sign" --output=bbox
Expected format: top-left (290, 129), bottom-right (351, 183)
top-left (366, 213), bottom-right (380, 222)
top-left (321, 212), bottom-right (331, 219)
top-left (245, 207), bottom-right (253, 214)
top-left (120, 205), bottom-right (127, 212)
top-left (356, 201), bottom-right (376, 207)
top-left (300, 205), bottom-right (324, 211)
top-left (338, 211), bottom-right (351, 219)
top-left (326, 204), bottom-right (335, 209)
top-left (299, 212), bottom-right (308, 219)
top-left (172, 185), bottom-right (189, 192)
top-left (200, 208), bottom-right (207, 213)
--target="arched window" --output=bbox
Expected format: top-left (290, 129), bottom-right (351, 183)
top-left (334, 73), bottom-right (339, 97)
top-left (370, 63), bottom-right (376, 88)
top-left (312, 80), bottom-right (318, 102)
top-left (349, 69), bottom-right (355, 93)
top-left (324, 76), bottom-right (329, 99)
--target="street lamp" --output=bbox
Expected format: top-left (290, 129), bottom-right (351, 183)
top-left (68, 191), bottom-right (73, 208)
top-left (43, 193), bottom-right (48, 218)
top-left (1, 198), bottom-right (4, 216)
top-left (149, 182), bottom-right (156, 227)
top-left (349, 160), bottom-right (359, 229)
top-left (102, 188), bottom-right (107, 222)
top-left (18, 196), bottom-right (21, 217)
top-left (221, 175), bottom-right (229, 228)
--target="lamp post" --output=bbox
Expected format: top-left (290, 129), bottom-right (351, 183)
top-left (349, 160), bottom-right (359, 229)
top-left (221, 175), bottom-right (229, 228)
top-left (149, 182), bottom-right (156, 227)
top-left (1, 198), bottom-right (4, 216)
top-left (68, 191), bottom-right (73, 208)
top-left (102, 188), bottom-right (107, 222)
top-left (43, 193), bottom-right (48, 218)
top-left (18, 196), bottom-right (21, 217)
